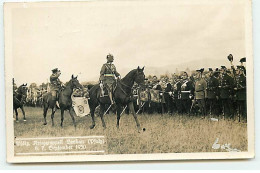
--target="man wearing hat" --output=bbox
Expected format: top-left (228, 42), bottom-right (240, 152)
top-left (219, 66), bottom-right (235, 119)
top-left (50, 68), bottom-right (62, 108)
top-left (206, 69), bottom-right (220, 116)
top-left (194, 68), bottom-right (207, 117)
top-left (172, 76), bottom-right (182, 114)
top-left (180, 71), bottom-right (194, 114)
top-left (100, 53), bottom-right (121, 104)
top-left (234, 65), bottom-right (247, 121)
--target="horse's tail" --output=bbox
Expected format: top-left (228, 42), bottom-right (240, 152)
top-left (88, 84), bottom-right (100, 112)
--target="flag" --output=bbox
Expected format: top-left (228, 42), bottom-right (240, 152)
top-left (139, 90), bottom-right (149, 102)
top-left (71, 96), bottom-right (90, 117)
top-left (150, 89), bottom-right (160, 103)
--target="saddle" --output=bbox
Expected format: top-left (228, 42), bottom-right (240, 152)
top-left (99, 82), bottom-right (117, 98)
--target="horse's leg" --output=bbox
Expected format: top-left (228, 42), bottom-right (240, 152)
top-left (21, 106), bottom-right (26, 121)
top-left (14, 108), bottom-right (18, 122)
top-left (60, 108), bottom-right (64, 127)
top-left (99, 104), bottom-right (106, 129)
top-left (89, 100), bottom-right (97, 129)
top-left (51, 108), bottom-right (56, 126)
top-left (69, 107), bottom-right (76, 129)
top-left (90, 107), bottom-right (96, 129)
top-left (128, 102), bottom-right (141, 132)
top-left (116, 103), bottom-right (122, 129)
top-left (43, 104), bottom-right (48, 125)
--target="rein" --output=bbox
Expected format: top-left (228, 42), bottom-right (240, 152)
top-left (118, 80), bottom-right (132, 97)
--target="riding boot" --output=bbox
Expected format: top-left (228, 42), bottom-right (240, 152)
top-left (56, 101), bottom-right (60, 109)
top-left (109, 92), bottom-right (114, 105)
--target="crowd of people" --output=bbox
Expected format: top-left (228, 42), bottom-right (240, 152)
top-left (135, 56), bottom-right (246, 121)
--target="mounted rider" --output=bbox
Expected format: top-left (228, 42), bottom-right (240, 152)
top-left (50, 68), bottom-right (63, 108)
top-left (100, 54), bottom-right (121, 104)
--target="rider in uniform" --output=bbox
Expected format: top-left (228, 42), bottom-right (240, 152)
top-left (50, 68), bottom-right (63, 108)
top-left (100, 54), bottom-right (120, 104)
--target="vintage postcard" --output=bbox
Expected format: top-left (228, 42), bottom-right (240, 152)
top-left (4, 0), bottom-right (254, 163)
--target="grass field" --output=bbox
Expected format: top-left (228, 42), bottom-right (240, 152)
top-left (13, 106), bottom-right (248, 154)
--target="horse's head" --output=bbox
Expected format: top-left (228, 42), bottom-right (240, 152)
top-left (17, 83), bottom-right (28, 103)
top-left (134, 66), bottom-right (145, 87)
top-left (70, 75), bottom-right (83, 90)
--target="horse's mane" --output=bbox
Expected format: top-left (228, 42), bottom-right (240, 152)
top-left (121, 69), bottom-right (137, 82)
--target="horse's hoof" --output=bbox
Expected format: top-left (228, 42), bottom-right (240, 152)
top-left (16, 120), bottom-right (19, 123)
top-left (23, 119), bottom-right (27, 122)
top-left (90, 125), bottom-right (95, 129)
top-left (137, 127), bottom-right (141, 133)
top-left (43, 122), bottom-right (47, 125)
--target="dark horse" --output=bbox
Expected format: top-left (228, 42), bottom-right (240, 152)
top-left (13, 84), bottom-right (28, 122)
top-left (88, 66), bottom-right (145, 132)
top-left (42, 75), bottom-right (83, 127)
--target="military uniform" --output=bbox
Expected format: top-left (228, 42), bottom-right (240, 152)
top-left (151, 80), bottom-right (163, 114)
top-left (195, 76), bottom-right (207, 116)
top-left (100, 62), bottom-right (120, 91)
top-left (50, 68), bottom-right (62, 101)
top-left (206, 73), bottom-right (219, 115)
top-left (234, 67), bottom-right (247, 121)
top-left (173, 79), bottom-right (182, 114)
top-left (99, 54), bottom-right (120, 104)
top-left (180, 77), bottom-right (194, 114)
top-left (219, 71), bottom-right (235, 118)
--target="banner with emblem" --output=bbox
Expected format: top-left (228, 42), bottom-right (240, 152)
top-left (139, 90), bottom-right (149, 102)
top-left (150, 89), bottom-right (160, 103)
top-left (71, 96), bottom-right (90, 117)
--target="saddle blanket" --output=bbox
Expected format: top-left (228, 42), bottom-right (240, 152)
top-left (71, 96), bottom-right (90, 117)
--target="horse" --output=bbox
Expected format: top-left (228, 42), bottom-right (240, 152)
top-left (42, 75), bottom-right (83, 127)
top-left (88, 66), bottom-right (145, 132)
top-left (13, 84), bottom-right (28, 122)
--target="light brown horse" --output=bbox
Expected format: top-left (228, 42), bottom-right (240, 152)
top-left (42, 75), bottom-right (83, 127)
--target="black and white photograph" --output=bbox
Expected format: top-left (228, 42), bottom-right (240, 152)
top-left (4, 0), bottom-right (254, 163)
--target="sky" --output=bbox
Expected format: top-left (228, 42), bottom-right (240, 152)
top-left (11, 0), bottom-right (246, 85)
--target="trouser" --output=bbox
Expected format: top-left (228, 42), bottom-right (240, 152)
top-left (237, 100), bottom-right (247, 121)
top-left (206, 98), bottom-right (217, 115)
top-left (181, 99), bottom-right (192, 114)
top-left (197, 99), bottom-right (206, 116)
top-left (104, 83), bottom-right (114, 104)
top-left (221, 98), bottom-right (233, 118)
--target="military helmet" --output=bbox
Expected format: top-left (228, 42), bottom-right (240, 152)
top-left (107, 54), bottom-right (114, 59)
